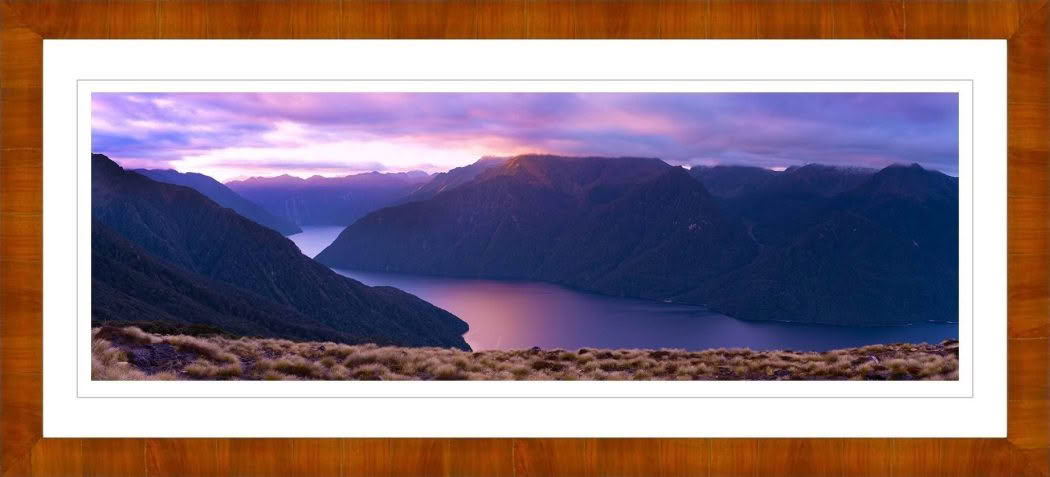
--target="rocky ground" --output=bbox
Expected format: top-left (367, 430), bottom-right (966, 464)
top-left (91, 326), bottom-right (959, 381)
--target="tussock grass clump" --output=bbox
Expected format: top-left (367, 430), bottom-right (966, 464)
top-left (90, 337), bottom-right (175, 381)
top-left (350, 363), bottom-right (389, 380)
top-left (431, 364), bottom-right (465, 380)
top-left (165, 335), bottom-right (239, 364)
top-left (226, 339), bottom-right (261, 360)
top-left (93, 338), bottom-right (127, 365)
top-left (91, 328), bottom-right (960, 381)
top-left (120, 326), bottom-right (161, 345)
top-left (269, 355), bottom-right (323, 378)
top-left (322, 343), bottom-right (356, 360)
top-left (184, 359), bottom-right (242, 379)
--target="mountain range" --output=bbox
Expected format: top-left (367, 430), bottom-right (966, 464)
top-left (690, 163), bottom-right (958, 325)
top-left (134, 168), bottom-right (302, 236)
top-left (226, 171), bottom-right (431, 226)
top-left (691, 163), bottom-right (877, 247)
top-left (317, 155), bottom-right (958, 326)
top-left (94, 149), bottom-right (959, 339)
top-left (93, 154), bottom-right (470, 349)
top-left (316, 154), bottom-right (758, 299)
top-left (398, 156), bottom-right (510, 204)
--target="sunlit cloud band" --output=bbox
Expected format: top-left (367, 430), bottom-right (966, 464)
top-left (92, 92), bottom-right (959, 181)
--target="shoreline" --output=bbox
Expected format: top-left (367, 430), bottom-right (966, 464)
top-left (331, 267), bottom-right (959, 329)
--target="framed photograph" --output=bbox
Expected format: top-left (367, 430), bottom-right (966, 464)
top-left (2, 1), bottom-right (1046, 476)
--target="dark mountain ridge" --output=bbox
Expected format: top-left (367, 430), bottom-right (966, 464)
top-left (688, 165), bottom-right (778, 199)
top-left (693, 163), bottom-right (958, 325)
top-left (134, 168), bottom-right (302, 236)
top-left (93, 153), bottom-right (470, 349)
top-left (398, 156), bottom-right (510, 204)
top-left (689, 163), bottom-right (876, 201)
top-left (317, 155), bottom-right (957, 326)
top-left (316, 154), bottom-right (758, 301)
top-left (692, 163), bottom-right (877, 248)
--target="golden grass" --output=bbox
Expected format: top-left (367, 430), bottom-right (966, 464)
top-left (184, 359), bottom-right (243, 379)
top-left (90, 337), bottom-right (177, 381)
top-left (90, 326), bottom-right (960, 381)
top-left (165, 334), bottom-right (240, 364)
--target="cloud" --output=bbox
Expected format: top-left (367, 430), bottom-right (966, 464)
top-left (91, 92), bottom-right (959, 181)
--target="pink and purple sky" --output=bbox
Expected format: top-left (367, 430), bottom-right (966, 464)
top-left (92, 92), bottom-right (959, 182)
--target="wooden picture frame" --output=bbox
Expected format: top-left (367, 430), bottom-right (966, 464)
top-left (1, 1), bottom-right (1046, 475)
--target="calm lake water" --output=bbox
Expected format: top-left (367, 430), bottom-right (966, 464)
top-left (288, 226), bottom-right (345, 258)
top-left (291, 227), bottom-right (959, 352)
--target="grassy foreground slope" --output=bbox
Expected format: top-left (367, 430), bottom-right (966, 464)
top-left (92, 326), bottom-right (959, 381)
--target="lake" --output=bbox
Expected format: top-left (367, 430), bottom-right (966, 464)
top-left (288, 226), bottom-right (345, 258)
top-left (291, 226), bottom-right (959, 352)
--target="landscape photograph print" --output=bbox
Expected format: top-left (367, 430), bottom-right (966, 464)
top-left (90, 91), bottom-right (961, 382)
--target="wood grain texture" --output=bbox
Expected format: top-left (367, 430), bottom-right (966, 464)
top-left (81, 439), bottom-right (145, 477)
top-left (145, 439), bottom-right (231, 477)
top-left (832, 0), bottom-right (904, 39)
top-left (513, 438), bottom-right (601, 476)
top-left (895, 438), bottom-right (1046, 477)
top-left (477, 0), bottom-right (527, 38)
top-left (1007, 9), bottom-right (1050, 474)
top-left (29, 439), bottom-right (83, 477)
top-left (903, 0), bottom-right (1023, 38)
top-left (514, 439), bottom-right (711, 476)
top-left (343, 438), bottom-right (513, 476)
top-left (1, 1), bottom-right (1047, 476)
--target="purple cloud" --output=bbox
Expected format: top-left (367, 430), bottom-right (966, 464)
top-left (92, 92), bottom-right (959, 181)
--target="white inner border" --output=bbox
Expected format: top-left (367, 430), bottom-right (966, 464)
top-left (42, 40), bottom-right (1006, 437)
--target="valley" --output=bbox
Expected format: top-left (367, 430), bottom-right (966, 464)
top-left (91, 152), bottom-right (960, 375)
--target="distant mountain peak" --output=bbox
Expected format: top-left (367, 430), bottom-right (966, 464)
top-left (843, 162), bottom-right (957, 205)
top-left (227, 174), bottom-right (306, 188)
top-left (477, 155), bottom-right (513, 164)
top-left (785, 163), bottom-right (876, 175)
top-left (874, 162), bottom-right (946, 179)
top-left (478, 154), bottom-right (672, 196)
top-left (128, 162), bottom-right (302, 235)
top-left (692, 164), bottom-right (776, 171)
top-left (506, 153), bottom-right (664, 164)
top-left (226, 168), bottom-right (433, 226)
top-left (397, 156), bottom-right (512, 204)
top-left (884, 162), bottom-right (926, 171)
